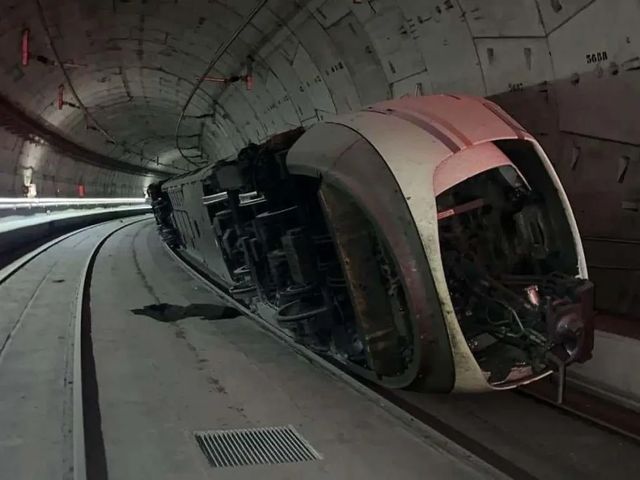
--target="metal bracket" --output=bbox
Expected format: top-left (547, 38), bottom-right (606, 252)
top-left (548, 353), bottom-right (567, 404)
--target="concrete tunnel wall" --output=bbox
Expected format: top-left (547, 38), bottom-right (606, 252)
top-left (0, 0), bottom-right (639, 314)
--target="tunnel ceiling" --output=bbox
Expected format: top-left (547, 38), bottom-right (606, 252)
top-left (0, 0), bottom-right (639, 182)
top-left (1, 0), bottom-right (308, 176)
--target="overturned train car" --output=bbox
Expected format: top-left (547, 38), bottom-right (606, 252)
top-left (149, 95), bottom-right (594, 393)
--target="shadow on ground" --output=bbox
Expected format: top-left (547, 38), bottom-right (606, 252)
top-left (131, 303), bottom-right (241, 322)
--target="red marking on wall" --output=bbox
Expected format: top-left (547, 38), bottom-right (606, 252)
top-left (77, 184), bottom-right (85, 197)
top-left (57, 84), bottom-right (64, 110)
top-left (245, 57), bottom-right (253, 91)
top-left (21, 29), bottom-right (30, 66)
top-left (202, 73), bottom-right (253, 90)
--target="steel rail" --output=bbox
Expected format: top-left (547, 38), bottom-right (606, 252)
top-left (0, 215), bottom-right (150, 480)
top-left (0, 220), bottom-right (107, 285)
top-left (73, 217), bottom-right (152, 480)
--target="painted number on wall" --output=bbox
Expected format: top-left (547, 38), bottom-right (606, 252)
top-left (508, 82), bottom-right (524, 92)
top-left (586, 51), bottom-right (608, 64)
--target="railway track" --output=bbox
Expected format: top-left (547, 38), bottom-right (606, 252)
top-left (2, 219), bottom-right (637, 479)
top-left (76, 218), bottom-right (152, 480)
top-left (83, 217), bottom-right (503, 479)
top-left (0, 216), bottom-right (151, 480)
top-left (517, 378), bottom-right (640, 443)
top-left (165, 243), bottom-right (640, 479)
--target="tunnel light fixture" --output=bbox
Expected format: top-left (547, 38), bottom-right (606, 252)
top-left (0, 197), bottom-right (147, 210)
top-left (0, 197), bottom-right (146, 203)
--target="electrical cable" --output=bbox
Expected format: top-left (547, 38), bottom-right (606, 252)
top-left (174, 0), bottom-right (269, 167)
top-left (34, 0), bottom-right (178, 173)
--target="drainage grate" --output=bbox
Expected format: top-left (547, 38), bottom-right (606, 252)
top-left (194, 425), bottom-right (322, 468)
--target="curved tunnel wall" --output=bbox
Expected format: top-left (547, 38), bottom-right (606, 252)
top-left (0, 0), bottom-right (638, 313)
top-left (0, 132), bottom-right (153, 197)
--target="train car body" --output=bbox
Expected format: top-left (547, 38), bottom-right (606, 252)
top-left (150, 95), bottom-right (594, 393)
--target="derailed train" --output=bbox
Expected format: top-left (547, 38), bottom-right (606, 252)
top-left (149, 95), bottom-right (594, 393)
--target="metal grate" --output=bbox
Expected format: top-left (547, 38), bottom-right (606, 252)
top-left (194, 425), bottom-right (322, 468)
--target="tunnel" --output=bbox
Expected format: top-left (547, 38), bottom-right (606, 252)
top-left (1, 1), bottom-right (639, 479)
